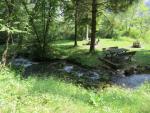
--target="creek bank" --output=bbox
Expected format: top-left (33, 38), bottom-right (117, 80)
top-left (11, 57), bottom-right (109, 87)
top-left (11, 57), bottom-right (150, 88)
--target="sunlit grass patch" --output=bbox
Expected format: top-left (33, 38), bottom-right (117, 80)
top-left (0, 68), bottom-right (150, 113)
top-left (52, 38), bottom-right (150, 67)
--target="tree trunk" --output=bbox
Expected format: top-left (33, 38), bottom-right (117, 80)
top-left (86, 24), bottom-right (89, 41)
top-left (1, 32), bottom-right (11, 66)
top-left (22, 1), bottom-right (42, 47)
top-left (1, 0), bottom-right (13, 66)
top-left (42, 3), bottom-right (51, 59)
top-left (74, 0), bottom-right (78, 47)
top-left (90, 0), bottom-right (97, 53)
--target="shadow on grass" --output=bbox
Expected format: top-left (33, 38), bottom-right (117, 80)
top-left (51, 42), bottom-right (103, 67)
top-left (135, 50), bottom-right (150, 66)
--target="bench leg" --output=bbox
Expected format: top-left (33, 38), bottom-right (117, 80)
top-left (128, 56), bottom-right (133, 62)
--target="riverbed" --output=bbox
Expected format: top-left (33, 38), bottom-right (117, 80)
top-left (11, 58), bottom-right (150, 88)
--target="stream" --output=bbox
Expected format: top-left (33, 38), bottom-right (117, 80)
top-left (11, 57), bottom-right (150, 88)
top-left (111, 74), bottom-right (150, 88)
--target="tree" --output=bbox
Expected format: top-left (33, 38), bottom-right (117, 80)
top-left (89, 0), bottom-right (139, 53)
top-left (21, 0), bottom-right (59, 60)
top-left (0, 0), bottom-right (23, 66)
top-left (74, 0), bottom-right (79, 46)
top-left (90, 0), bottom-right (96, 52)
top-left (63, 0), bottom-right (91, 46)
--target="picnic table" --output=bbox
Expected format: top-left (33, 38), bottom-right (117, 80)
top-left (103, 47), bottom-right (136, 62)
top-left (104, 48), bottom-right (129, 57)
top-left (100, 47), bottom-right (137, 69)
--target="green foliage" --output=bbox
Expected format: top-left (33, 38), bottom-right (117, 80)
top-left (0, 0), bottom-right (144, 59)
top-left (0, 0), bottom-right (150, 112)
top-left (89, 86), bottom-right (150, 113)
top-left (142, 31), bottom-right (150, 43)
top-left (128, 28), bottom-right (140, 39)
top-left (107, 0), bottom-right (139, 13)
top-left (0, 68), bottom-right (149, 113)
top-left (19, 0), bottom-right (60, 60)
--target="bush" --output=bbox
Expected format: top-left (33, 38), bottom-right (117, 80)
top-left (128, 28), bottom-right (140, 39)
top-left (142, 30), bottom-right (150, 43)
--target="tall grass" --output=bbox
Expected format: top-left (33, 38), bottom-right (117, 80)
top-left (0, 68), bottom-right (150, 113)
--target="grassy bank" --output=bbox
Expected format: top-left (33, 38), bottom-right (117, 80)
top-left (0, 68), bottom-right (150, 113)
top-left (52, 37), bottom-right (150, 67)
top-left (0, 37), bottom-right (149, 67)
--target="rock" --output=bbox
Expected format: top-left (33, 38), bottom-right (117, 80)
top-left (116, 69), bottom-right (125, 76)
top-left (11, 58), bottom-right (37, 68)
top-left (145, 65), bottom-right (150, 70)
top-left (64, 66), bottom-right (74, 73)
top-left (132, 41), bottom-right (141, 48)
top-left (88, 71), bottom-right (100, 81)
top-left (76, 72), bottom-right (84, 77)
top-left (124, 67), bottom-right (136, 76)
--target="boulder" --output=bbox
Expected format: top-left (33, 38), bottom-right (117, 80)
top-left (132, 41), bottom-right (141, 48)
top-left (124, 67), bottom-right (136, 76)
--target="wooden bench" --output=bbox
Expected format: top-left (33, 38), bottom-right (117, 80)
top-left (102, 46), bottom-right (118, 51)
top-left (111, 51), bottom-right (136, 62)
top-left (102, 46), bottom-right (118, 57)
top-left (118, 51), bottom-right (136, 61)
top-left (99, 57), bottom-right (120, 69)
top-left (103, 47), bottom-right (128, 60)
top-left (84, 39), bottom-right (100, 46)
top-left (102, 47), bottom-right (136, 62)
top-left (108, 46), bottom-right (119, 50)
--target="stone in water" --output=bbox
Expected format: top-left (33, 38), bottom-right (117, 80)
top-left (64, 66), bottom-right (74, 73)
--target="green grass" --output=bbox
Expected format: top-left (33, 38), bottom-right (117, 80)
top-left (0, 68), bottom-right (150, 113)
top-left (1, 37), bottom-right (149, 67)
top-left (52, 37), bottom-right (150, 67)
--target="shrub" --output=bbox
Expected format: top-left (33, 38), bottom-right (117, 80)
top-left (128, 28), bottom-right (140, 39)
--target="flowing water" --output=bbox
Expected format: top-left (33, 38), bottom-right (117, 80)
top-left (11, 58), bottom-right (150, 88)
top-left (111, 74), bottom-right (150, 88)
